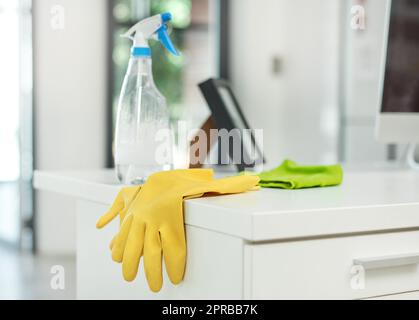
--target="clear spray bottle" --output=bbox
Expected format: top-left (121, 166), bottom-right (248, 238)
top-left (115, 13), bottom-right (180, 184)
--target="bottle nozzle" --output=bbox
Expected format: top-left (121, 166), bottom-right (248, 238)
top-left (157, 23), bottom-right (180, 56)
top-left (161, 12), bottom-right (172, 23)
top-left (121, 12), bottom-right (180, 57)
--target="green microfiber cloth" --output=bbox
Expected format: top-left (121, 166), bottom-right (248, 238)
top-left (250, 159), bottom-right (343, 189)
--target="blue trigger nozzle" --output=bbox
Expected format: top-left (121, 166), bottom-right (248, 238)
top-left (157, 23), bottom-right (180, 56)
top-left (161, 12), bottom-right (172, 23)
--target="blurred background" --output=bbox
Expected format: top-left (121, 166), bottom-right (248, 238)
top-left (0, 0), bottom-right (399, 298)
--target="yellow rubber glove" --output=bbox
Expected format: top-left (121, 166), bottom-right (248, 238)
top-left (96, 185), bottom-right (141, 249)
top-left (97, 170), bottom-right (210, 252)
top-left (98, 169), bottom-right (260, 292)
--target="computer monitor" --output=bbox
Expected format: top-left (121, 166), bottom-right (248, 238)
top-left (376, 0), bottom-right (419, 143)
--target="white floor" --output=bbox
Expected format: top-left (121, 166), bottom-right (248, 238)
top-left (0, 183), bottom-right (20, 243)
top-left (0, 245), bottom-right (76, 300)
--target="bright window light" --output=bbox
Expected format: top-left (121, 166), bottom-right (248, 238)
top-left (0, 1), bottom-right (21, 181)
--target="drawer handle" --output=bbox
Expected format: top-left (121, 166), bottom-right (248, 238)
top-left (354, 252), bottom-right (419, 270)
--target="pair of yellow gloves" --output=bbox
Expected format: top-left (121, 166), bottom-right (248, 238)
top-left (96, 169), bottom-right (260, 292)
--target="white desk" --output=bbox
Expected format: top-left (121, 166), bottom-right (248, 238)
top-left (34, 169), bottom-right (419, 300)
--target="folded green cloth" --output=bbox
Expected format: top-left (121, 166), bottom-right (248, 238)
top-left (251, 159), bottom-right (343, 189)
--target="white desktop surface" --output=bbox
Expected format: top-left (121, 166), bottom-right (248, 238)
top-left (34, 168), bottom-right (419, 242)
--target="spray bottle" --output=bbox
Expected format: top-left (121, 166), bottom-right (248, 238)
top-left (115, 13), bottom-right (180, 184)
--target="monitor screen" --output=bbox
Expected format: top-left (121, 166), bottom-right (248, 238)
top-left (381, 0), bottom-right (419, 113)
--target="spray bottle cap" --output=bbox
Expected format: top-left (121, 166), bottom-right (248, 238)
top-left (122, 12), bottom-right (180, 57)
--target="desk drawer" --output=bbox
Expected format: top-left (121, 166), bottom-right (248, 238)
top-left (244, 230), bottom-right (419, 299)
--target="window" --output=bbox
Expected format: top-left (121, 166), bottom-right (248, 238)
top-left (0, 0), bottom-right (33, 246)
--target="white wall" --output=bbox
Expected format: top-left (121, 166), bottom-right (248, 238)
top-left (34, 0), bottom-right (107, 254)
top-left (229, 0), bottom-right (341, 167)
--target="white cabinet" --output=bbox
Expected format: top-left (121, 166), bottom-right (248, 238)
top-left (77, 199), bottom-right (419, 299)
top-left (34, 169), bottom-right (419, 299)
top-left (76, 200), bottom-right (244, 300)
top-left (245, 231), bottom-right (419, 299)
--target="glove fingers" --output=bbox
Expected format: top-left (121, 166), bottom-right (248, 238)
top-left (160, 229), bottom-right (186, 285)
top-left (122, 219), bottom-right (146, 282)
top-left (109, 234), bottom-right (117, 250)
top-left (118, 206), bottom-right (130, 226)
top-left (111, 214), bottom-right (133, 263)
top-left (143, 228), bottom-right (163, 293)
top-left (96, 191), bottom-right (124, 229)
top-left (97, 186), bottom-right (141, 229)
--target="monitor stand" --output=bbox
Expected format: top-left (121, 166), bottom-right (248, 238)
top-left (406, 144), bottom-right (419, 170)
